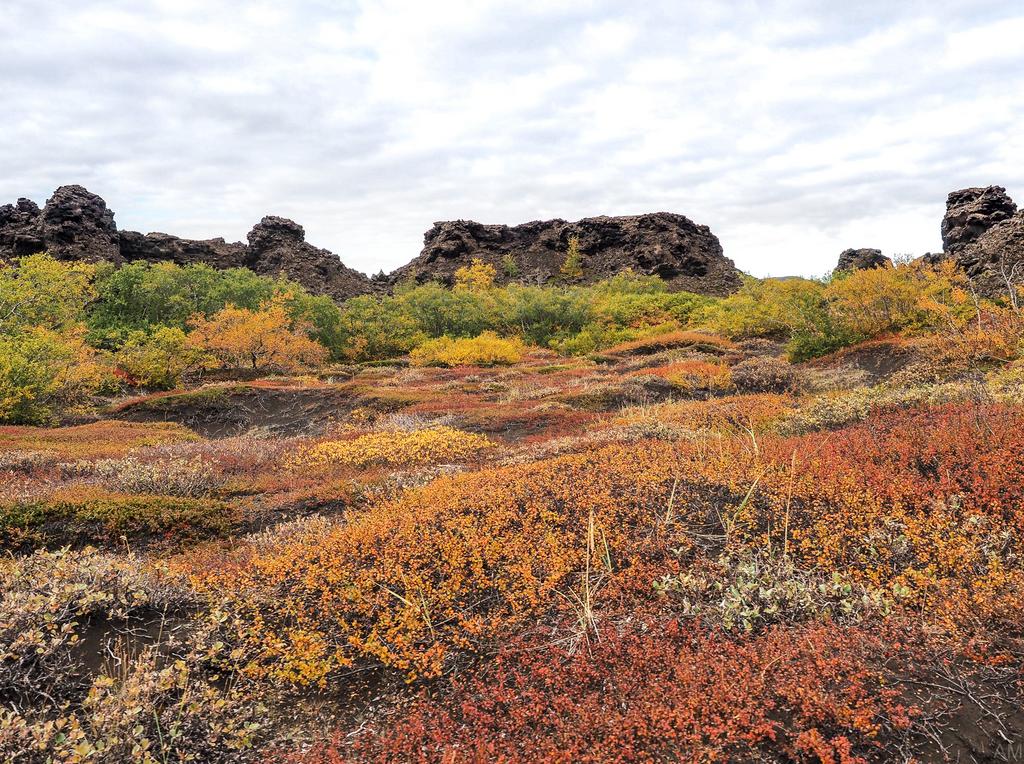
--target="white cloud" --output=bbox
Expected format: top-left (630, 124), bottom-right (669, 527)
top-left (1, 0), bottom-right (1022, 278)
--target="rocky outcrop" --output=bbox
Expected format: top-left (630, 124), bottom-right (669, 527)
top-left (0, 186), bottom-right (377, 300)
top-left (940, 186), bottom-right (1024, 296)
top-left (39, 185), bottom-right (121, 263)
top-left (391, 212), bottom-right (742, 295)
top-left (835, 248), bottom-right (891, 272)
top-left (941, 186), bottom-right (1017, 255)
top-left (243, 216), bottom-right (379, 301)
top-left (118, 231), bottom-right (247, 270)
top-left (0, 198), bottom-right (44, 259)
top-left (0, 186), bottom-right (741, 300)
top-left (0, 186), bottom-right (121, 263)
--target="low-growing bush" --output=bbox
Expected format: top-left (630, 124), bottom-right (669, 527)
top-left (410, 331), bottom-right (526, 367)
top-left (655, 551), bottom-right (890, 632)
top-left (299, 621), bottom-right (920, 764)
top-left (730, 356), bottom-right (800, 393)
top-left (0, 548), bottom-right (263, 763)
top-left (293, 426), bottom-right (495, 470)
top-left (601, 330), bottom-right (735, 357)
top-left (645, 359), bottom-right (732, 392)
top-left (92, 456), bottom-right (224, 497)
top-left (0, 490), bottom-right (232, 549)
top-left (616, 393), bottom-right (793, 435)
top-left (182, 442), bottom-right (685, 684)
top-left (779, 380), bottom-right (990, 434)
top-left (0, 421), bottom-right (199, 460)
top-left (0, 450), bottom-right (58, 475)
top-left (0, 548), bottom-right (168, 709)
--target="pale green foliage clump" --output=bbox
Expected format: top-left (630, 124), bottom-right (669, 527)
top-left (92, 455), bottom-right (224, 498)
top-left (778, 377), bottom-right (1022, 434)
top-left (655, 552), bottom-right (890, 632)
top-left (501, 254), bottom-right (519, 277)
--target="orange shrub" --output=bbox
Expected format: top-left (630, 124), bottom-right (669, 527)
top-left (188, 300), bottom-right (328, 372)
top-left (643, 359), bottom-right (732, 392)
top-left (296, 621), bottom-right (921, 764)
top-left (172, 399), bottom-right (1024, 713)
top-left (181, 442), bottom-right (682, 684)
top-left (617, 393), bottom-right (793, 434)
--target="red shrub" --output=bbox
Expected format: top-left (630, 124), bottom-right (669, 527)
top-left (289, 621), bottom-right (918, 763)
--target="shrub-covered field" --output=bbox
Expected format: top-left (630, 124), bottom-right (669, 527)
top-left (2, 255), bottom-right (1024, 762)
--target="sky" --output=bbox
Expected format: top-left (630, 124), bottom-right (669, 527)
top-left (2, 1), bottom-right (1023, 278)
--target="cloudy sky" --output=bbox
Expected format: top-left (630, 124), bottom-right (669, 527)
top-left (3, 1), bottom-right (1023, 277)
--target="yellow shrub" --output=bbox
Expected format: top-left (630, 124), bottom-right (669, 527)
top-left (0, 327), bottom-right (106, 425)
top-left (454, 258), bottom-right (497, 291)
top-left (410, 332), bottom-right (525, 367)
top-left (293, 426), bottom-right (495, 469)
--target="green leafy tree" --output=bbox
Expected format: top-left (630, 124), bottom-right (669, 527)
top-left (560, 235), bottom-right (584, 280)
top-left (501, 254), bottom-right (519, 278)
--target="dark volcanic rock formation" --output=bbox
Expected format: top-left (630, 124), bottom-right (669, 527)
top-left (941, 186), bottom-right (1017, 255)
top-left (940, 186), bottom-right (1024, 296)
top-left (0, 186), bottom-right (121, 263)
top-left (835, 248), bottom-right (892, 272)
top-left (40, 185), bottom-right (121, 262)
top-left (243, 216), bottom-right (378, 301)
top-left (0, 198), bottom-right (44, 259)
top-left (1, 187), bottom-right (741, 299)
top-left (118, 231), bottom-right (247, 270)
top-left (0, 186), bottom-right (377, 301)
top-left (391, 212), bottom-right (742, 296)
top-left (118, 219), bottom-right (380, 302)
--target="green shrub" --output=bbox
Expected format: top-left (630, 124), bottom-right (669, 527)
top-left (86, 261), bottom-right (344, 357)
top-left (0, 491), bottom-right (232, 548)
top-left (0, 254), bottom-right (96, 332)
top-left (560, 235), bottom-right (584, 280)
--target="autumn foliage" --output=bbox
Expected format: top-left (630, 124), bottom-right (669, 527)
top-left (188, 299), bottom-right (329, 371)
top-left (4, 252), bottom-right (1024, 762)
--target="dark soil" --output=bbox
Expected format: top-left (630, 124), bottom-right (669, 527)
top-left (111, 384), bottom-right (359, 438)
top-left (807, 338), bottom-right (920, 383)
